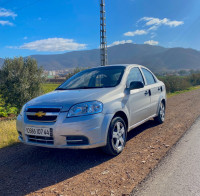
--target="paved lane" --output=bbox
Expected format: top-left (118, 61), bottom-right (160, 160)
top-left (133, 117), bottom-right (200, 196)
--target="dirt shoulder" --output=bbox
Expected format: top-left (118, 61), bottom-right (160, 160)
top-left (1, 89), bottom-right (200, 196)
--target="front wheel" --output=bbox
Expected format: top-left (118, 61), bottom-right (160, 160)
top-left (154, 101), bottom-right (165, 124)
top-left (102, 117), bottom-right (127, 156)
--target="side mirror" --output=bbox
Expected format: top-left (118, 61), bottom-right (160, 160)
top-left (129, 81), bottom-right (144, 90)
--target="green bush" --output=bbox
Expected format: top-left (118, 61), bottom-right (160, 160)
top-left (0, 57), bottom-right (44, 111)
top-left (188, 73), bottom-right (200, 86)
top-left (0, 96), bottom-right (18, 117)
top-left (0, 105), bottom-right (18, 117)
top-left (0, 107), bottom-right (8, 117)
top-left (7, 106), bottom-right (18, 115)
top-left (158, 75), bottom-right (191, 93)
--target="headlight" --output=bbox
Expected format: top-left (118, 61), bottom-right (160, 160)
top-left (19, 104), bottom-right (27, 116)
top-left (67, 101), bottom-right (103, 117)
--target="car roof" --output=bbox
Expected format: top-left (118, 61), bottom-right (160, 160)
top-left (94, 64), bottom-right (146, 69)
top-left (105, 64), bottom-right (149, 69)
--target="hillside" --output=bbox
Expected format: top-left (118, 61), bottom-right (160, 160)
top-left (31, 44), bottom-right (200, 72)
top-left (1, 44), bottom-right (200, 72)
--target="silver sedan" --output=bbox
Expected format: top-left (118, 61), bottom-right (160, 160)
top-left (17, 64), bottom-right (166, 155)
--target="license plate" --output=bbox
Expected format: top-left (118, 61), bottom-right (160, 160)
top-left (25, 127), bottom-right (52, 137)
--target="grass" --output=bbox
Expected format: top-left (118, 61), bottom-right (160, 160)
top-left (42, 83), bottom-right (60, 94)
top-left (1, 84), bottom-right (200, 149)
top-left (0, 83), bottom-right (60, 149)
top-left (167, 85), bottom-right (200, 98)
top-left (0, 120), bottom-right (18, 148)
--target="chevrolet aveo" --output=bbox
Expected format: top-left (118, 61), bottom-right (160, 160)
top-left (17, 64), bottom-right (166, 155)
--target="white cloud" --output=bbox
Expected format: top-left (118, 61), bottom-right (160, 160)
top-left (0, 8), bottom-right (17, 26)
top-left (23, 36), bottom-right (28, 40)
top-left (124, 29), bottom-right (148, 37)
top-left (0, 20), bottom-right (13, 26)
top-left (144, 40), bottom-right (159, 45)
top-left (8, 38), bottom-right (87, 52)
top-left (108, 40), bottom-right (133, 47)
top-left (0, 8), bottom-right (17, 18)
top-left (139, 17), bottom-right (184, 30)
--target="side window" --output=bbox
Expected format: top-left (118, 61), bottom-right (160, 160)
top-left (126, 67), bottom-right (144, 88)
top-left (142, 68), bottom-right (156, 85)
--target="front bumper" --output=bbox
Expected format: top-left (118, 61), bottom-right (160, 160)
top-left (16, 112), bottom-right (113, 149)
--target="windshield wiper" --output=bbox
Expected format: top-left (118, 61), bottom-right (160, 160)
top-left (56, 88), bottom-right (68, 90)
top-left (56, 86), bottom-right (112, 90)
top-left (69, 86), bottom-right (104, 90)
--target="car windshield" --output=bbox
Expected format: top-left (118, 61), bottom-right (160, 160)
top-left (56, 66), bottom-right (125, 90)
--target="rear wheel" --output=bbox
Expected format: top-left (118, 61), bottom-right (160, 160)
top-left (154, 101), bottom-right (165, 124)
top-left (102, 117), bottom-right (127, 156)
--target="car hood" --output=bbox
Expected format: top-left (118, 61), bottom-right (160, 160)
top-left (26, 88), bottom-right (115, 111)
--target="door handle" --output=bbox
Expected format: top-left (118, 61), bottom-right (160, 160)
top-left (144, 90), bottom-right (151, 96)
top-left (149, 89), bottom-right (151, 96)
top-left (158, 86), bottom-right (162, 91)
top-left (144, 90), bottom-right (149, 96)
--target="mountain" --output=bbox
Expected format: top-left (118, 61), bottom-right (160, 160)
top-left (1, 44), bottom-right (200, 72)
top-left (31, 44), bottom-right (200, 72)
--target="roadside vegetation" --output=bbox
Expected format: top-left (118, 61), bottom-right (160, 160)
top-left (158, 74), bottom-right (200, 93)
top-left (167, 85), bottom-right (200, 98)
top-left (42, 83), bottom-right (60, 94)
top-left (0, 57), bottom-right (44, 117)
top-left (0, 120), bottom-right (17, 148)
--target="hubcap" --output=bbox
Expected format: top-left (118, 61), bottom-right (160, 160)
top-left (112, 121), bottom-right (126, 151)
top-left (160, 103), bottom-right (165, 121)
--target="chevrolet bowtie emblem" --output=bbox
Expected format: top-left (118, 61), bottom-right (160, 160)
top-left (35, 111), bottom-right (46, 118)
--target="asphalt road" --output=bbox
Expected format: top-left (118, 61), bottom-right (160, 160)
top-left (133, 117), bottom-right (200, 196)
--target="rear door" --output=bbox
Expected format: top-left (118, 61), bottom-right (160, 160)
top-left (126, 67), bottom-right (151, 126)
top-left (141, 68), bottom-right (161, 116)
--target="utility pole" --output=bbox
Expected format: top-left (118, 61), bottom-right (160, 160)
top-left (100, 0), bottom-right (108, 66)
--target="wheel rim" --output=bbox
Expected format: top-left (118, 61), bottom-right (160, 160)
top-left (112, 121), bottom-right (126, 151)
top-left (160, 103), bottom-right (165, 121)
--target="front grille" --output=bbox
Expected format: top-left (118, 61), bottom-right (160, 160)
top-left (27, 115), bottom-right (57, 122)
top-left (66, 136), bottom-right (89, 145)
top-left (26, 107), bottom-right (61, 122)
top-left (27, 108), bottom-right (60, 113)
top-left (28, 135), bottom-right (54, 145)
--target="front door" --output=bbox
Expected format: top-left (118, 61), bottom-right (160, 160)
top-left (126, 67), bottom-right (151, 126)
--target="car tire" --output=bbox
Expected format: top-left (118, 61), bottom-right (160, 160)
top-left (154, 101), bottom-right (165, 124)
top-left (102, 116), bottom-right (127, 156)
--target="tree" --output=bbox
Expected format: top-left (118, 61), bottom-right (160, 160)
top-left (0, 57), bottom-right (44, 110)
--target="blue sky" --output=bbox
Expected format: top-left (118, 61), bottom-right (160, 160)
top-left (0, 0), bottom-right (200, 58)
